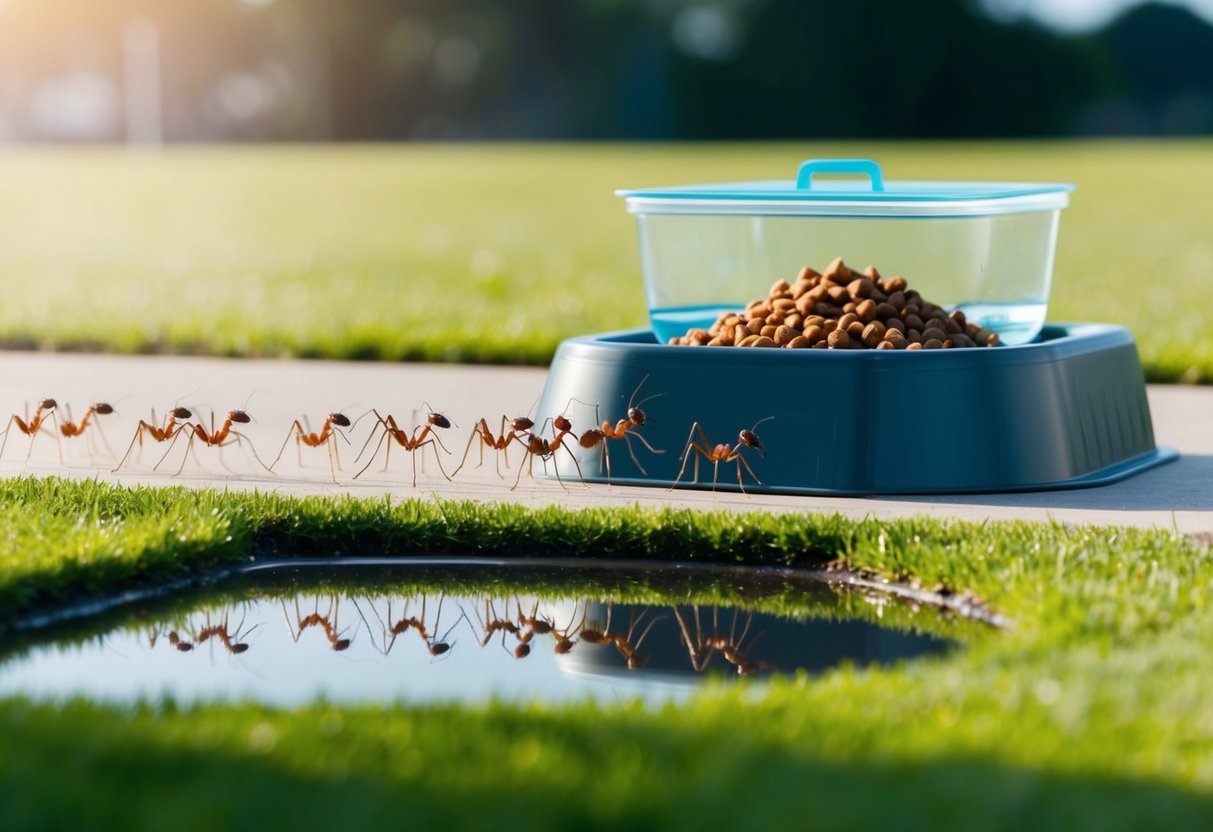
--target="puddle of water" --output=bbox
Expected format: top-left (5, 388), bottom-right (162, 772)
top-left (0, 561), bottom-right (962, 707)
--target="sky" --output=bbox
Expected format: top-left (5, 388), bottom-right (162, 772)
top-left (980, 0), bottom-right (1213, 29)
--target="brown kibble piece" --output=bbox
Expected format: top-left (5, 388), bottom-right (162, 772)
top-left (923, 338), bottom-right (944, 350)
top-left (823, 256), bottom-right (849, 281)
top-left (769, 278), bottom-right (791, 298)
top-left (827, 285), bottom-right (849, 303)
top-left (904, 313), bottom-right (925, 332)
top-left (884, 275), bottom-right (907, 293)
top-left (846, 321), bottom-right (865, 339)
top-left (774, 325), bottom-right (797, 345)
top-left (875, 302), bottom-right (898, 320)
top-left (750, 335), bottom-right (777, 348)
top-left (856, 298), bottom-right (877, 322)
top-left (827, 329), bottom-right (850, 349)
top-left (804, 324), bottom-right (826, 343)
top-left (760, 325), bottom-right (778, 338)
top-left (905, 342), bottom-right (923, 350)
top-left (787, 335), bottom-right (811, 348)
top-left (746, 318), bottom-right (765, 335)
top-left (847, 277), bottom-right (875, 298)
top-left (838, 312), bottom-right (860, 329)
top-left (797, 266), bottom-right (821, 283)
top-left (887, 291), bottom-right (906, 311)
top-left (862, 321), bottom-right (886, 347)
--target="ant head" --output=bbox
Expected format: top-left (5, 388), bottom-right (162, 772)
top-left (511, 416), bottom-right (535, 432)
top-left (428, 412), bottom-right (451, 429)
top-left (430, 642), bottom-right (450, 656)
top-left (627, 406), bottom-right (647, 426)
top-left (39, 398), bottom-right (58, 410)
top-left (230, 643), bottom-right (250, 654)
top-left (514, 643), bottom-right (531, 659)
top-left (171, 406), bottom-right (193, 420)
top-left (553, 415), bottom-right (573, 433)
top-left (739, 429), bottom-right (766, 458)
top-left (229, 410), bottom-right (252, 424)
top-left (175, 642), bottom-right (194, 653)
top-left (93, 403), bottom-right (115, 415)
top-left (332, 638), bottom-right (352, 651)
top-left (554, 638), bottom-right (574, 654)
top-left (329, 413), bottom-right (352, 428)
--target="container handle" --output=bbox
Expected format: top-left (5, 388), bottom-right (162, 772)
top-left (796, 159), bottom-right (885, 192)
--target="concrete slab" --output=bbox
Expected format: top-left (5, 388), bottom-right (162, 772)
top-left (0, 351), bottom-right (1208, 535)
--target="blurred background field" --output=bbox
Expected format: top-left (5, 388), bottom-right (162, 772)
top-left (1, 141), bottom-right (1210, 379)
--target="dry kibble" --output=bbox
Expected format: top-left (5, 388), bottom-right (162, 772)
top-left (874, 302), bottom-right (898, 320)
top-left (670, 258), bottom-right (1003, 351)
top-left (827, 329), bottom-right (851, 349)
top-left (862, 321), bottom-right (886, 346)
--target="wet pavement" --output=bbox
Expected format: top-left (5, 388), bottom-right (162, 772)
top-left (0, 350), bottom-right (1209, 534)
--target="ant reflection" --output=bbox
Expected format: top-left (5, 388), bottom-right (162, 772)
top-left (147, 608), bottom-right (256, 656)
top-left (286, 596), bottom-right (353, 651)
top-left (140, 594), bottom-right (776, 677)
top-left (383, 595), bottom-right (463, 659)
top-left (672, 606), bottom-right (767, 676)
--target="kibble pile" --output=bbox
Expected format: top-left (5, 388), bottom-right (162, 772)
top-left (670, 257), bottom-right (1002, 350)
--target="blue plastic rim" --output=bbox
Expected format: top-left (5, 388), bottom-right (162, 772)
top-left (536, 324), bottom-right (1176, 496)
top-left (617, 158), bottom-right (1075, 209)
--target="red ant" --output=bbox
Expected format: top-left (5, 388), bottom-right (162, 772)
top-left (57, 402), bottom-right (117, 462)
top-left (672, 417), bottom-right (774, 496)
top-left (517, 600), bottom-right (581, 655)
top-left (353, 407), bottom-right (453, 487)
top-left (574, 375), bottom-right (664, 483)
top-left (577, 603), bottom-right (663, 669)
top-left (1, 398), bottom-right (60, 464)
top-left (473, 599), bottom-right (530, 658)
top-left (194, 611), bottom-right (256, 655)
top-left (155, 408), bottom-right (272, 476)
top-left (512, 415), bottom-right (584, 492)
top-left (384, 596), bottom-right (462, 658)
top-left (286, 597), bottom-right (352, 651)
top-left (270, 412), bottom-right (353, 484)
top-left (672, 606), bottom-right (766, 676)
top-left (452, 415), bottom-right (534, 478)
top-left (113, 406), bottom-right (194, 471)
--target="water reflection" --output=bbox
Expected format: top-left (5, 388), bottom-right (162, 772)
top-left (0, 584), bottom-right (957, 706)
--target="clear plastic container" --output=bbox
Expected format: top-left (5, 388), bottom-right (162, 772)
top-left (618, 159), bottom-right (1073, 346)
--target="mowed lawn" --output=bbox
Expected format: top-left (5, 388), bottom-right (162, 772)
top-left (0, 141), bottom-right (1209, 378)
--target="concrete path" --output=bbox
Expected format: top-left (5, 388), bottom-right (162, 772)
top-left (1, 351), bottom-right (1209, 535)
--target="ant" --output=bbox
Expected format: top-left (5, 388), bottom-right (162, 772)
top-left (155, 408), bottom-right (272, 476)
top-left (113, 406), bottom-right (194, 471)
top-left (286, 596), bottom-right (352, 651)
top-left (473, 599), bottom-right (530, 658)
top-left (1, 398), bottom-right (60, 464)
top-left (512, 415), bottom-right (584, 492)
top-left (452, 415), bottom-right (534, 479)
top-left (57, 402), bottom-right (117, 461)
top-left (672, 417), bottom-right (774, 496)
top-left (270, 412), bottom-right (353, 484)
top-left (672, 606), bottom-right (766, 676)
top-left (577, 603), bottom-right (664, 669)
top-left (384, 596), bottom-right (462, 658)
top-left (194, 611), bottom-right (256, 655)
top-left (573, 375), bottom-right (664, 484)
top-left (517, 600), bottom-right (580, 655)
top-left (353, 407), bottom-right (454, 487)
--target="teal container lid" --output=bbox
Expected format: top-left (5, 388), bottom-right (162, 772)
top-left (617, 159), bottom-right (1075, 218)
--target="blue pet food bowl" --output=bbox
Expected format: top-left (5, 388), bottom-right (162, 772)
top-left (535, 324), bottom-right (1176, 495)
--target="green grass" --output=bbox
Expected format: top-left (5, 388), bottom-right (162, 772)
top-left (2, 476), bottom-right (1213, 828)
top-left (0, 141), bottom-right (1210, 379)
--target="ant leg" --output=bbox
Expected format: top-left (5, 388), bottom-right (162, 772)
top-left (270, 421), bottom-right (305, 472)
top-left (353, 430), bottom-right (392, 480)
top-left (671, 423), bottom-right (711, 489)
top-left (227, 431), bottom-right (273, 474)
top-left (737, 453), bottom-right (763, 495)
top-left (153, 425), bottom-right (189, 473)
